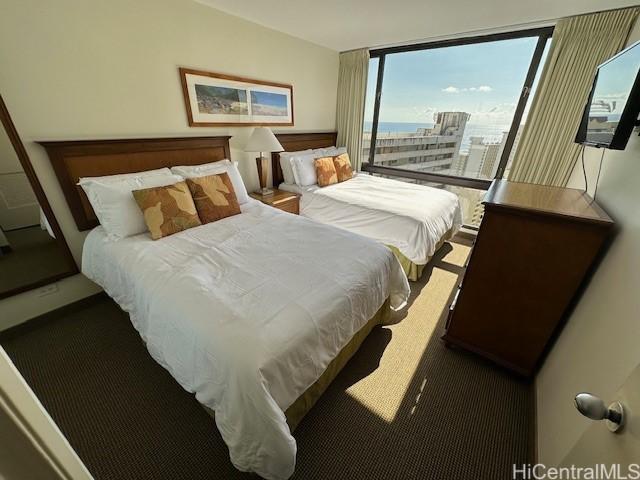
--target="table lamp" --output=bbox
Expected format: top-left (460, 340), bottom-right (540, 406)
top-left (244, 127), bottom-right (284, 196)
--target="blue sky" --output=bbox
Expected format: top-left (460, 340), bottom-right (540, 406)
top-left (365, 37), bottom-right (540, 126)
top-left (251, 91), bottom-right (288, 108)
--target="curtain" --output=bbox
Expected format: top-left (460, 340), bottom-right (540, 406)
top-left (336, 49), bottom-right (369, 171)
top-left (508, 7), bottom-right (639, 186)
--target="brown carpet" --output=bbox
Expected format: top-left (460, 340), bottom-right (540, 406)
top-left (1, 239), bottom-right (533, 479)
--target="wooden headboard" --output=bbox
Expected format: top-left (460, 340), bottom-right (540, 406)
top-left (271, 132), bottom-right (338, 187)
top-left (39, 136), bottom-right (231, 231)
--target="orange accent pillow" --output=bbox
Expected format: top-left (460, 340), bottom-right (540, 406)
top-left (314, 156), bottom-right (338, 187)
top-left (186, 172), bottom-right (241, 224)
top-left (333, 153), bottom-right (353, 182)
top-left (132, 181), bottom-right (202, 240)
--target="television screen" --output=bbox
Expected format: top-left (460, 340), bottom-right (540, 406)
top-left (576, 41), bottom-right (640, 150)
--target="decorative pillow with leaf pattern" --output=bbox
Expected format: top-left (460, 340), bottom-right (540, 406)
top-left (333, 153), bottom-right (354, 182)
top-left (132, 181), bottom-right (202, 240)
top-left (186, 172), bottom-right (241, 224)
top-left (314, 156), bottom-right (338, 187)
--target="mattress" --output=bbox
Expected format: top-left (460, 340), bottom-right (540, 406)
top-left (82, 199), bottom-right (409, 480)
top-left (280, 174), bottom-right (462, 265)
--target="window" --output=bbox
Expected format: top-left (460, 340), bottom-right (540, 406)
top-left (363, 27), bottom-right (553, 227)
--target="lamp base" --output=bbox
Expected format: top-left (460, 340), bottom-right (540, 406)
top-left (256, 156), bottom-right (272, 195)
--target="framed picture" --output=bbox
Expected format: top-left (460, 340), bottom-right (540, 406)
top-left (179, 68), bottom-right (294, 127)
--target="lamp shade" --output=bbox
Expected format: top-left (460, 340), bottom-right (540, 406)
top-left (244, 127), bottom-right (284, 153)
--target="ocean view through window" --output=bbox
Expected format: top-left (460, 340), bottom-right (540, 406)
top-left (363, 27), bottom-right (553, 227)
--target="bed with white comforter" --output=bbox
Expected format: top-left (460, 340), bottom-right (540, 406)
top-left (82, 198), bottom-right (409, 480)
top-left (280, 174), bottom-right (463, 266)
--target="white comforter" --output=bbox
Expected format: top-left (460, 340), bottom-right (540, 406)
top-left (281, 174), bottom-right (462, 264)
top-left (82, 199), bottom-right (409, 480)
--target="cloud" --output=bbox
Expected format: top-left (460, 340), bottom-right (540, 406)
top-left (468, 102), bottom-right (517, 123)
top-left (412, 105), bottom-right (438, 117)
top-left (442, 85), bottom-right (493, 93)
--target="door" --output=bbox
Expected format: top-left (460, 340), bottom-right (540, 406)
top-left (0, 348), bottom-right (93, 480)
top-left (561, 362), bottom-right (640, 468)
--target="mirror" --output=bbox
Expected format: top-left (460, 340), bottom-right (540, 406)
top-left (0, 94), bottom-right (77, 298)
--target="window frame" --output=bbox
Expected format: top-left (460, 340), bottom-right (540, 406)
top-left (363, 26), bottom-right (555, 190)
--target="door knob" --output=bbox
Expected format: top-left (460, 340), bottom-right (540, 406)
top-left (574, 392), bottom-right (625, 432)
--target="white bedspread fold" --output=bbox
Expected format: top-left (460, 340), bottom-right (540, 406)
top-left (82, 200), bottom-right (409, 480)
top-left (281, 174), bottom-right (462, 264)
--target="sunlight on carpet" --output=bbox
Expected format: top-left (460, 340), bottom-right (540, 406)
top-left (346, 241), bottom-right (471, 422)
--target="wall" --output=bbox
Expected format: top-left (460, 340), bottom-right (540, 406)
top-left (560, 362), bottom-right (640, 467)
top-left (0, 125), bottom-right (40, 230)
top-left (0, 0), bottom-right (338, 329)
top-left (535, 24), bottom-right (640, 465)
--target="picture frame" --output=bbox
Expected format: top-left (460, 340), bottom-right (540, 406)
top-left (179, 68), bottom-right (294, 127)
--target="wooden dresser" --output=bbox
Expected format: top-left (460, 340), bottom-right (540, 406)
top-left (442, 180), bottom-right (614, 377)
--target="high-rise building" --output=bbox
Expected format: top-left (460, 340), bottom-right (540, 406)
top-left (464, 136), bottom-right (486, 177)
top-left (456, 133), bottom-right (507, 179)
top-left (451, 153), bottom-right (469, 176)
top-left (502, 125), bottom-right (523, 179)
top-left (430, 111), bottom-right (471, 136)
top-left (362, 112), bottom-right (470, 175)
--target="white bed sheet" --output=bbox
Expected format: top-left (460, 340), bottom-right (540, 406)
top-left (280, 174), bottom-right (463, 264)
top-left (82, 199), bottom-right (409, 480)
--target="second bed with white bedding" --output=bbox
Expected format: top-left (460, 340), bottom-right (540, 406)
top-left (280, 174), bottom-right (463, 266)
top-left (82, 198), bottom-right (409, 480)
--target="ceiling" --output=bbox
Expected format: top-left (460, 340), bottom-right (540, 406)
top-left (195, 0), bottom-right (639, 51)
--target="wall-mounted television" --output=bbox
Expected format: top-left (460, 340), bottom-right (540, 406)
top-left (576, 40), bottom-right (640, 150)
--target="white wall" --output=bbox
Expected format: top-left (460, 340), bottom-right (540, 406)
top-left (0, 123), bottom-right (21, 174)
top-left (536, 23), bottom-right (640, 465)
top-left (0, 0), bottom-right (338, 328)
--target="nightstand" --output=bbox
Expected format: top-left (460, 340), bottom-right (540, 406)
top-left (249, 189), bottom-right (300, 214)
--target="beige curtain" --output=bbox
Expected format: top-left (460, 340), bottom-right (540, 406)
top-left (508, 7), bottom-right (639, 185)
top-left (336, 49), bottom-right (369, 171)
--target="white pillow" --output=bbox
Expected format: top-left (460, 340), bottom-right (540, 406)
top-left (79, 173), bottom-right (183, 240)
top-left (325, 146), bottom-right (348, 157)
top-left (291, 147), bottom-right (349, 186)
top-left (171, 160), bottom-right (249, 204)
top-left (291, 152), bottom-right (320, 187)
top-left (79, 168), bottom-right (172, 184)
top-left (279, 149), bottom-right (312, 185)
top-left (312, 146), bottom-right (348, 157)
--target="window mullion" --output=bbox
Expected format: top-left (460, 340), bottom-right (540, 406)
top-left (495, 33), bottom-right (552, 179)
top-left (368, 54), bottom-right (385, 165)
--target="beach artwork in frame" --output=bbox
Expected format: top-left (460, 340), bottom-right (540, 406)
top-left (180, 68), bottom-right (294, 126)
